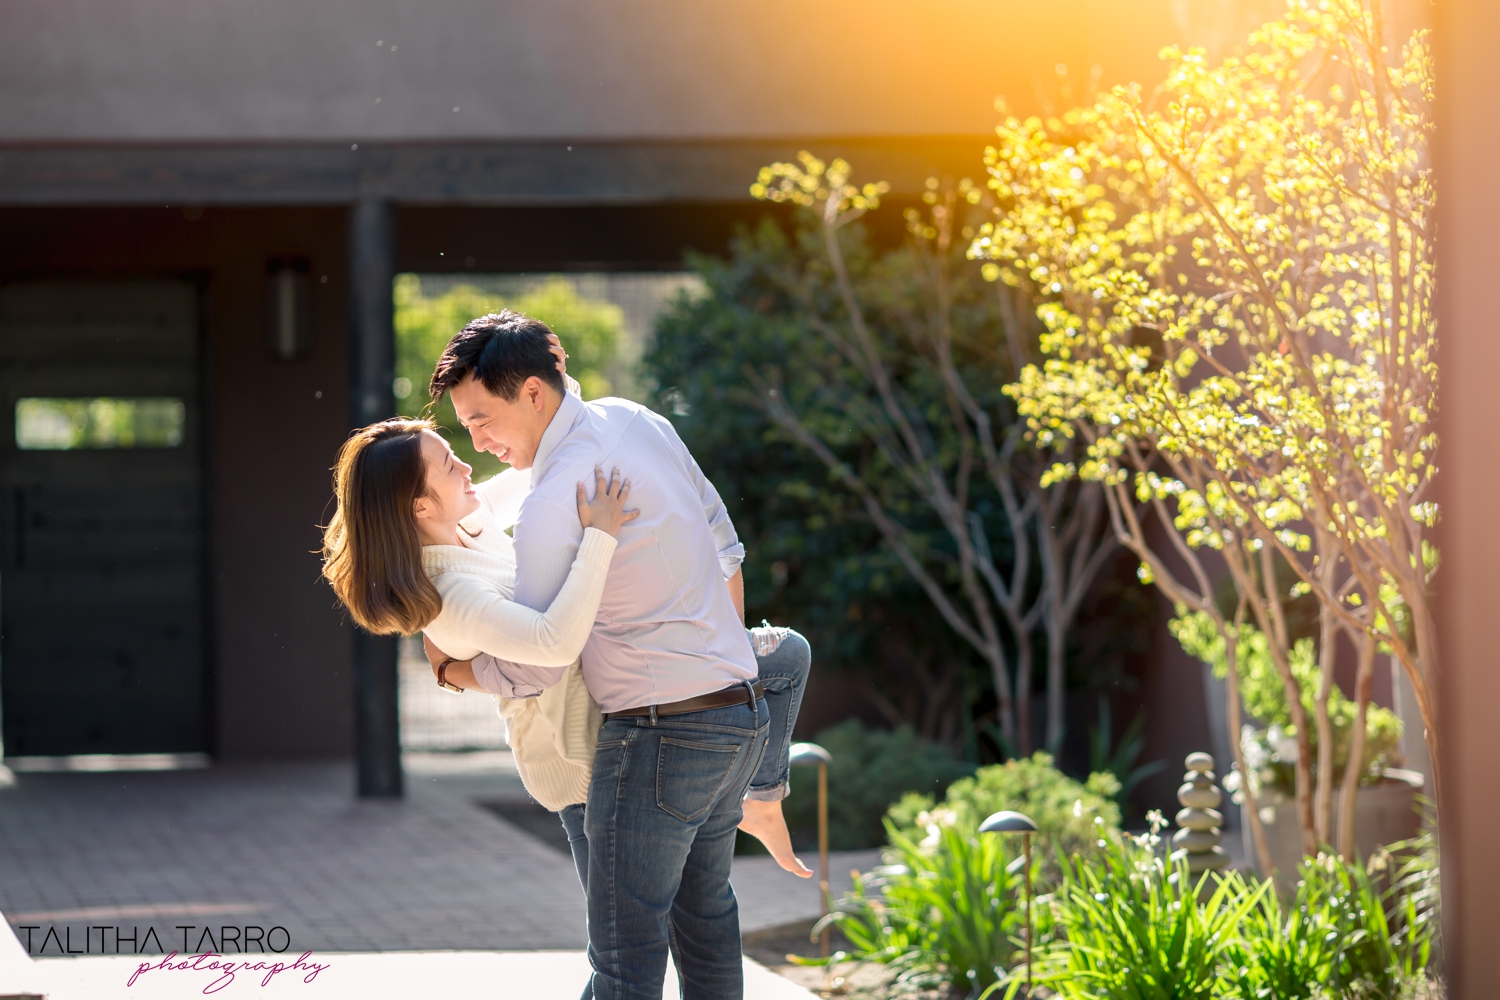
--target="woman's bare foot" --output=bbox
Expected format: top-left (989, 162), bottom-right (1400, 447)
top-left (739, 798), bottom-right (813, 877)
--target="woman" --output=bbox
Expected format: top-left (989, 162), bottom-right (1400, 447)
top-left (320, 384), bottom-right (812, 882)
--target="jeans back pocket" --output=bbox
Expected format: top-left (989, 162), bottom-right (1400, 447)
top-left (656, 736), bottom-right (743, 823)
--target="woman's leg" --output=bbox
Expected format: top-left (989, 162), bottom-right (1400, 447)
top-left (558, 801), bottom-right (590, 894)
top-left (738, 625), bottom-right (813, 876)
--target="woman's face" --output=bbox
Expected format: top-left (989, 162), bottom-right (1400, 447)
top-left (415, 430), bottom-right (480, 531)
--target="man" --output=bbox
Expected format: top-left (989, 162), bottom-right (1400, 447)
top-left (424, 311), bottom-right (768, 1000)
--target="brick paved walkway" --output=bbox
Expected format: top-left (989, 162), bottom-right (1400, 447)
top-left (0, 754), bottom-right (873, 961)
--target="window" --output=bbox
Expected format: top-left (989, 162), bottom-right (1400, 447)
top-left (15, 397), bottom-right (186, 450)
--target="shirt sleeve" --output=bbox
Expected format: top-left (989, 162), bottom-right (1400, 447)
top-left (656, 414), bottom-right (745, 579)
top-left (468, 653), bottom-right (569, 700)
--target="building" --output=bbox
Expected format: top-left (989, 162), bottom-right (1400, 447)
top-left (0, 0), bottom-right (1279, 792)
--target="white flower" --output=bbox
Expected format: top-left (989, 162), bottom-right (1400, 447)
top-left (1242, 726), bottom-right (1270, 770)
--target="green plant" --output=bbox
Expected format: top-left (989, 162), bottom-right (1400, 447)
top-left (763, 719), bottom-right (974, 853)
top-left (815, 819), bottom-right (1029, 995)
top-left (1385, 811), bottom-right (1441, 969)
top-left (886, 752), bottom-right (1120, 889)
top-left (1224, 846), bottom-right (1438, 1000)
top-left (1298, 850), bottom-right (1435, 999)
top-left (1172, 610), bottom-right (1403, 796)
top-left (1221, 861), bottom-right (1357, 999)
top-left (648, 227), bottom-right (1006, 746)
top-left (1088, 697), bottom-right (1165, 813)
top-left (1028, 822), bottom-right (1267, 1000)
top-left (392, 274), bottom-right (622, 475)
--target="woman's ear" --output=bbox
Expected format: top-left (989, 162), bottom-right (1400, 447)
top-left (412, 493), bottom-right (433, 521)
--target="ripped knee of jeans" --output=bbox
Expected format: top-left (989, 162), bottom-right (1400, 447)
top-left (749, 621), bottom-right (791, 656)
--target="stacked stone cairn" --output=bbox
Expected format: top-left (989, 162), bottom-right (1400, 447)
top-left (1173, 752), bottom-right (1231, 873)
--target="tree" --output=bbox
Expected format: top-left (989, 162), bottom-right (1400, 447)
top-left (645, 229), bottom-right (997, 747)
top-left (392, 274), bottom-right (622, 475)
top-left (986, 0), bottom-right (1435, 860)
top-left (745, 155), bottom-right (1119, 754)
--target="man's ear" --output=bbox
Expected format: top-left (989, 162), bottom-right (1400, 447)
top-left (525, 375), bottom-right (546, 412)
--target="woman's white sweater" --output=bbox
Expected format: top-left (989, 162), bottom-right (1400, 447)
top-left (421, 514), bottom-right (614, 810)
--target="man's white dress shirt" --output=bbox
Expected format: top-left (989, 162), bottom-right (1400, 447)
top-left (469, 390), bottom-right (757, 714)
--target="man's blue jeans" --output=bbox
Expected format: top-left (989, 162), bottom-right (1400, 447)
top-left (558, 628), bottom-right (811, 888)
top-left (582, 691), bottom-right (769, 1000)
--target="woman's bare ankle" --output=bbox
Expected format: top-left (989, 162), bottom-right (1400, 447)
top-left (739, 798), bottom-right (813, 877)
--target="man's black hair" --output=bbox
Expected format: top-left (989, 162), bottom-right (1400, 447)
top-left (428, 310), bottom-right (565, 402)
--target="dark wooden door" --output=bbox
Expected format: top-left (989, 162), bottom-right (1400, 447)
top-left (0, 281), bottom-right (206, 756)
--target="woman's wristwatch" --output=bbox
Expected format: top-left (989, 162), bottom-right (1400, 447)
top-left (435, 657), bottom-right (465, 694)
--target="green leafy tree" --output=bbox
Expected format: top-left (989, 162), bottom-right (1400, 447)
top-left (983, 0), bottom-right (1435, 861)
top-left (1171, 609), bottom-right (1403, 795)
top-left (647, 231), bottom-right (1000, 746)
top-left (392, 274), bottom-right (622, 476)
top-left (744, 155), bottom-right (1120, 754)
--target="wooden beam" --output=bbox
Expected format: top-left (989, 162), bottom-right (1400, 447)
top-left (0, 138), bottom-right (988, 207)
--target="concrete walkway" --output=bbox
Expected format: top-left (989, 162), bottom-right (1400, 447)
top-left (0, 752), bottom-right (881, 997)
top-left (28, 950), bottom-right (815, 999)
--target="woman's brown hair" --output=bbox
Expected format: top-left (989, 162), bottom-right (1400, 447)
top-left (321, 418), bottom-right (444, 635)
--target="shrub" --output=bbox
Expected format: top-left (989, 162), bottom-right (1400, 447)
top-left (1031, 823), bottom-right (1267, 1000)
top-left (819, 819), bottom-right (1028, 995)
top-left (772, 719), bottom-right (975, 853)
top-left (815, 802), bottom-right (1438, 1000)
top-left (886, 752), bottom-right (1120, 887)
top-left (1170, 610), bottom-right (1404, 796)
top-left (1221, 860), bottom-right (1361, 1000)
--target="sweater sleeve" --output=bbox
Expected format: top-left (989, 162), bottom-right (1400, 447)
top-left (438, 527), bottom-right (617, 668)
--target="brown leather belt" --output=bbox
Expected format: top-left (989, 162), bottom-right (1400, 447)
top-left (604, 682), bottom-right (765, 721)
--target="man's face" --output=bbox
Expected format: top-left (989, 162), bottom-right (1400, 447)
top-left (448, 374), bottom-right (557, 470)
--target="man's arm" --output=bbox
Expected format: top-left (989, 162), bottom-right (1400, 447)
top-left (423, 635), bottom-right (567, 698)
top-left (727, 568), bottom-right (744, 624)
top-left (653, 413), bottom-right (745, 580)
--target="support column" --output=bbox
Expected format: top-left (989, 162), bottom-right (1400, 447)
top-left (348, 195), bottom-right (403, 799)
top-left (1438, 0), bottom-right (1500, 994)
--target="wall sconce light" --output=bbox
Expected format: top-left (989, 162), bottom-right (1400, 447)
top-left (267, 257), bottom-right (312, 360)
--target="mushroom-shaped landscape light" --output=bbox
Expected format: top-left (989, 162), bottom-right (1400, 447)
top-left (790, 742), bottom-right (833, 955)
top-left (979, 810), bottom-right (1039, 995)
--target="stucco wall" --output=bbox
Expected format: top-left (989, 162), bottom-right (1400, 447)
top-left (0, 0), bottom-right (1285, 142)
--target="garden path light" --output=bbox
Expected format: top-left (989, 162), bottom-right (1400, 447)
top-left (979, 810), bottom-right (1038, 996)
top-left (789, 742), bottom-right (832, 956)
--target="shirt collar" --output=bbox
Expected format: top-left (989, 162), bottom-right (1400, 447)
top-left (529, 389), bottom-right (585, 488)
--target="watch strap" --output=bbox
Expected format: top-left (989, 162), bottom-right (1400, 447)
top-left (436, 657), bottom-right (464, 693)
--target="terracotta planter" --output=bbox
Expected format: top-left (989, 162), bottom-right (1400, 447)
top-left (1239, 769), bottom-right (1425, 879)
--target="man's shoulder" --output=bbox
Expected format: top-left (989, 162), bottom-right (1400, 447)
top-left (557, 398), bottom-right (677, 461)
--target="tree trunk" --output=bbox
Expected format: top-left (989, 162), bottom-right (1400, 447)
top-left (1014, 628), bottom-right (1034, 755)
top-left (1045, 617), bottom-right (1065, 752)
top-left (1313, 607), bottom-right (1338, 845)
top-left (1337, 632), bottom-right (1376, 861)
top-left (1226, 622), bottom-right (1275, 877)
